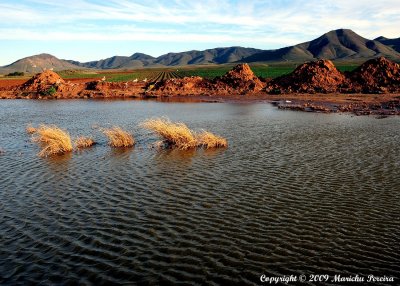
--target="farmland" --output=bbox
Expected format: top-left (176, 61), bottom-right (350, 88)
top-left (2, 62), bottom-right (361, 85)
top-left (58, 62), bottom-right (359, 82)
top-left (149, 71), bottom-right (181, 82)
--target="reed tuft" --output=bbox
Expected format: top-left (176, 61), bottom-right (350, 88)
top-left (26, 124), bottom-right (37, 134)
top-left (32, 124), bottom-right (73, 157)
top-left (196, 130), bottom-right (228, 149)
top-left (141, 118), bottom-right (197, 150)
top-left (75, 136), bottom-right (96, 149)
top-left (103, 127), bottom-right (135, 148)
top-left (141, 117), bottom-right (227, 150)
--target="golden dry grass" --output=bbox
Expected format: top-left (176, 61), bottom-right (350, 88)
top-left (196, 131), bottom-right (228, 149)
top-left (74, 136), bottom-right (96, 149)
top-left (141, 118), bottom-right (197, 150)
top-left (32, 124), bottom-right (73, 157)
top-left (103, 127), bottom-right (135, 148)
top-left (141, 117), bottom-right (227, 150)
top-left (26, 124), bottom-right (37, 134)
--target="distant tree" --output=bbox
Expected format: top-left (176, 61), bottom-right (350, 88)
top-left (6, 71), bottom-right (25, 77)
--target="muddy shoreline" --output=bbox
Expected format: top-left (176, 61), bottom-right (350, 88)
top-left (1, 78), bottom-right (399, 116)
top-left (156, 93), bottom-right (400, 116)
top-left (1, 57), bottom-right (400, 116)
top-left (0, 77), bottom-right (399, 116)
top-left (2, 89), bottom-right (399, 116)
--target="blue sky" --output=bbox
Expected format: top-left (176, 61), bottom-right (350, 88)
top-left (0, 0), bottom-right (399, 65)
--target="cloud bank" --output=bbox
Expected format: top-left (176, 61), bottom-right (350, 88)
top-left (0, 0), bottom-right (399, 64)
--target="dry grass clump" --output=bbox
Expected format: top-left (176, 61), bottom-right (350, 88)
top-left (26, 124), bottom-right (37, 134)
top-left (141, 118), bottom-right (197, 150)
top-left (74, 136), bottom-right (96, 149)
top-left (103, 127), bottom-right (135, 148)
top-left (141, 117), bottom-right (227, 150)
top-left (196, 131), bottom-right (228, 149)
top-left (32, 124), bottom-right (73, 157)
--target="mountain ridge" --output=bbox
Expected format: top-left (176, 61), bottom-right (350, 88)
top-left (375, 36), bottom-right (400, 53)
top-left (1, 29), bottom-right (400, 74)
top-left (242, 29), bottom-right (400, 62)
top-left (1, 53), bottom-right (83, 74)
top-left (66, 47), bottom-right (262, 69)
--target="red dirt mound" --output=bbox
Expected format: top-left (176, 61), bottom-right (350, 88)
top-left (348, 57), bottom-right (400, 93)
top-left (213, 64), bottom-right (264, 94)
top-left (17, 70), bottom-right (88, 98)
top-left (82, 80), bottom-right (146, 98)
top-left (149, 76), bottom-right (211, 96)
top-left (266, 60), bottom-right (347, 94)
top-left (148, 64), bottom-right (264, 96)
top-left (21, 70), bottom-right (65, 93)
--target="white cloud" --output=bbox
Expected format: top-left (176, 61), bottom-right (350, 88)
top-left (0, 3), bottom-right (43, 24)
top-left (0, 0), bottom-right (399, 49)
top-left (0, 27), bottom-right (296, 47)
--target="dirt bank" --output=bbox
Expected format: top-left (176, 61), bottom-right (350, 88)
top-left (147, 64), bottom-right (263, 96)
top-left (265, 60), bottom-right (347, 94)
top-left (265, 57), bottom-right (400, 95)
top-left (0, 59), bottom-right (399, 116)
top-left (348, 57), bottom-right (400, 93)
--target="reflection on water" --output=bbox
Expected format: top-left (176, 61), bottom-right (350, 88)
top-left (107, 147), bottom-right (134, 159)
top-left (0, 100), bottom-right (399, 285)
top-left (44, 151), bottom-right (73, 168)
top-left (201, 147), bottom-right (226, 158)
top-left (154, 148), bottom-right (197, 165)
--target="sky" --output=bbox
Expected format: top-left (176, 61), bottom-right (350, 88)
top-left (0, 0), bottom-right (399, 65)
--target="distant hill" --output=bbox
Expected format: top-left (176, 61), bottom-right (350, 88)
top-left (375, 36), bottom-right (400, 53)
top-left (1, 53), bottom-right (82, 74)
top-left (2, 29), bottom-right (400, 74)
top-left (243, 29), bottom-right (400, 62)
top-left (69, 53), bottom-right (157, 69)
top-left (153, 47), bottom-right (262, 66)
top-left (67, 47), bottom-right (262, 69)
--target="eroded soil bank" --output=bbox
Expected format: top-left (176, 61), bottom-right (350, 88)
top-left (1, 57), bottom-right (400, 115)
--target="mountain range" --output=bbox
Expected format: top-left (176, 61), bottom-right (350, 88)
top-left (1, 29), bottom-right (400, 74)
top-left (243, 29), bottom-right (400, 62)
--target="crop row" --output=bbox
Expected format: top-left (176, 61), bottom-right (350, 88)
top-left (148, 71), bottom-right (182, 82)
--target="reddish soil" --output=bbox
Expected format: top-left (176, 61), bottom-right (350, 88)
top-left (0, 76), bottom-right (103, 90)
top-left (0, 79), bottom-right (27, 89)
top-left (265, 56), bottom-right (400, 95)
top-left (347, 57), bottom-right (400, 93)
top-left (16, 70), bottom-right (87, 98)
top-left (0, 71), bottom-right (146, 99)
top-left (265, 60), bottom-right (347, 93)
top-left (80, 80), bottom-right (146, 98)
top-left (149, 76), bottom-right (211, 96)
top-left (148, 64), bottom-right (263, 96)
top-left (265, 93), bottom-right (400, 116)
top-left (212, 63), bottom-right (264, 94)
top-left (21, 70), bottom-right (65, 92)
top-left (1, 59), bottom-right (400, 116)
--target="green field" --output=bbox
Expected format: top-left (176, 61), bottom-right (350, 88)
top-left (172, 63), bottom-right (302, 79)
top-left (43, 62), bottom-right (362, 82)
top-left (68, 63), bottom-right (358, 82)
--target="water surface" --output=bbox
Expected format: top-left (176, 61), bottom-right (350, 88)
top-left (1, 100), bottom-right (399, 285)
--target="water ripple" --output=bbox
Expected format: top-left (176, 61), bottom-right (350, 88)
top-left (1, 101), bottom-right (399, 285)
